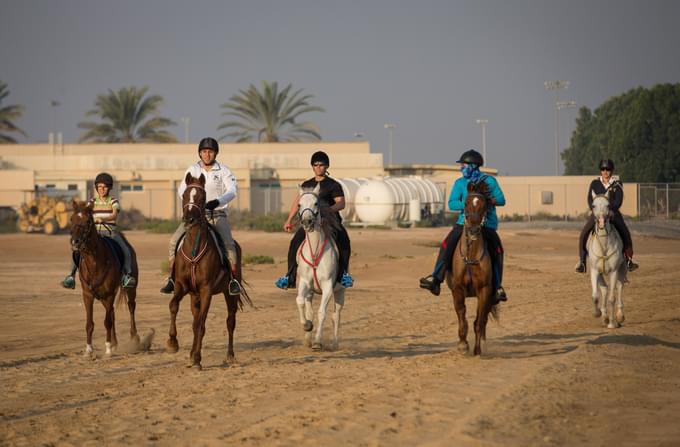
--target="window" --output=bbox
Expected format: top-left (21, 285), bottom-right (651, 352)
top-left (121, 184), bottom-right (132, 192)
top-left (121, 184), bottom-right (144, 192)
top-left (46, 184), bottom-right (56, 189)
top-left (68, 184), bottom-right (78, 190)
top-left (541, 191), bottom-right (554, 205)
top-left (133, 185), bottom-right (143, 191)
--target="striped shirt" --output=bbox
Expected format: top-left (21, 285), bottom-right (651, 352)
top-left (89, 195), bottom-right (120, 232)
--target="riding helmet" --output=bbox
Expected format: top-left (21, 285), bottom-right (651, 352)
top-left (198, 137), bottom-right (219, 154)
top-left (456, 149), bottom-right (484, 166)
top-left (599, 159), bottom-right (615, 171)
top-left (311, 150), bottom-right (330, 166)
top-left (94, 172), bottom-right (114, 187)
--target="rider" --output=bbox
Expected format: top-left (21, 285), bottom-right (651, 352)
top-left (574, 158), bottom-right (638, 273)
top-left (160, 137), bottom-right (242, 295)
top-left (275, 150), bottom-right (353, 290)
top-left (419, 149), bottom-right (507, 302)
top-left (61, 172), bottom-right (136, 289)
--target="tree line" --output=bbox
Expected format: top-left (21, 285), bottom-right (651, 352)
top-left (563, 83), bottom-right (680, 183)
top-left (0, 81), bottom-right (324, 144)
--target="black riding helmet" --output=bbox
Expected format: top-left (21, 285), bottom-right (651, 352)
top-left (94, 172), bottom-right (114, 187)
top-left (198, 137), bottom-right (219, 154)
top-left (456, 149), bottom-right (484, 166)
top-left (311, 150), bottom-right (330, 166)
top-left (599, 159), bottom-right (615, 171)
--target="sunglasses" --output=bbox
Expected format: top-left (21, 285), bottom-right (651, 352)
top-left (312, 163), bottom-right (327, 167)
top-left (600, 167), bottom-right (612, 172)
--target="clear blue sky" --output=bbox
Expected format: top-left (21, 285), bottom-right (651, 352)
top-left (2, 0), bottom-right (679, 175)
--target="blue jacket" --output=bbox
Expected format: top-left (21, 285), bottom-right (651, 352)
top-left (448, 174), bottom-right (506, 230)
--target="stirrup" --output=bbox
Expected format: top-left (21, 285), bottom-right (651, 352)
top-left (419, 275), bottom-right (441, 296)
top-left (574, 261), bottom-right (586, 273)
top-left (121, 274), bottom-right (136, 288)
top-left (340, 272), bottom-right (354, 288)
top-left (228, 279), bottom-right (242, 295)
top-left (274, 275), bottom-right (290, 290)
top-left (62, 275), bottom-right (76, 289)
top-left (495, 287), bottom-right (508, 302)
top-left (627, 259), bottom-right (638, 272)
top-left (160, 277), bottom-right (174, 294)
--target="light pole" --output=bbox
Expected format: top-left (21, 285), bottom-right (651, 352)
top-left (544, 80), bottom-right (569, 175)
top-left (475, 119), bottom-right (488, 164)
top-left (353, 132), bottom-right (365, 139)
top-left (384, 123), bottom-right (396, 165)
top-left (180, 117), bottom-right (190, 144)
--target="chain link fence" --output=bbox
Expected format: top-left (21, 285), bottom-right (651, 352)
top-left (638, 183), bottom-right (680, 219)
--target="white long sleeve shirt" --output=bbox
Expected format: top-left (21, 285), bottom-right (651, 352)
top-left (178, 161), bottom-right (238, 211)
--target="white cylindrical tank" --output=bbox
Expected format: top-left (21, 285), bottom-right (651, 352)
top-left (337, 178), bottom-right (365, 222)
top-left (409, 198), bottom-right (422, 222)
top-left (354, 180), bottom-right (396, 224)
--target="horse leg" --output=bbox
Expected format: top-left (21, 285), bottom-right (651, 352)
top-left (589, 269), bottom-right (601, 318)
top-left (304, 293), bottom-right (314, 348)
top-left (473, 287), bottom-right (492, 356)
top-left (188, 293), bottom-right (200, 365)
top-left (313, 282), bottom-right (334, 351)
top-left (83, 294), bottom-right (95, 359)
top-left (296, 282), bottom-right (313, 333)
top-left (452, 286), bottom-right (468, 353)
top-left (615, 268), bottom-right (625, 325)
top-left (125, 288), bottom-right (139, 343)
top-left (331, 288), bottom-right (345, 351)
top-left (224, 292), bottom-right (238, 365)
top-left (104, 299), bottom-right (117, 355)
top-left (606, 271), bottom-right (619, 329)
top-left (167, 287), bottom-right (185, 353)
top-left (191, 291), bottom-right (212, 370)
top-left (597, 275), bottom-right (609, 326)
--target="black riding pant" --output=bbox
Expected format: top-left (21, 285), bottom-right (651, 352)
top-left (431, 224), bottom-right (503, 287)
top-left (578, 212), bottom-right (633, 261)
top-left (286, 226), bottom-right (351, 286)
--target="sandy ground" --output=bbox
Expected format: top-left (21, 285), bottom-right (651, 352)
top-left (1, 226), bottom-right (679, 446)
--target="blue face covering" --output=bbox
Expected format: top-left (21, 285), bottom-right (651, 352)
top-left (462, 164), bottom-right (482, 182)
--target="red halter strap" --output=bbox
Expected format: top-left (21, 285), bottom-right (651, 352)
top-left (298, 232), bottom-right (329, 293)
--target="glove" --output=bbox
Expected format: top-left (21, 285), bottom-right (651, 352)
top-left (205, 199), bottom-right (220, 210)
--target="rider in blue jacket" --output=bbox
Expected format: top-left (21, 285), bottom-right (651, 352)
top-left (419, 149), bottom-right (507, 302)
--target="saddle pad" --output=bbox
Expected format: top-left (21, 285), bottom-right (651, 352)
top-left (101, 236), bottom-right (124, 271)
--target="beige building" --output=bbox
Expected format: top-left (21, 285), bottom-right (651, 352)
top-left (0, 142), bottom-right (639, 219)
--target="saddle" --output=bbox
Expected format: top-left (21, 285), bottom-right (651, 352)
top-left (174, 224), bottom-right (230, 270)
top-left (102, 236), bottom-right (125, 272)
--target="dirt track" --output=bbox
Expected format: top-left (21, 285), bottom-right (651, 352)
top-left (1, 227), bottom-right (679, 446)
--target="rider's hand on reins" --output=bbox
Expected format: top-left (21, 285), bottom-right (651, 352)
top-left (284, 222), bottom-right (293, 232)
top-left (205, 199), bottom-right (219, 210)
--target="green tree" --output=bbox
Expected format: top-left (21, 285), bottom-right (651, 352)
top-left (0, 81), bottom-right (27, 143)
top-left (78, 86), bottom-right (177, 143)
top-left (218, 81), bottom-right (324, 142)
top-left (563, 83), bottom-right (680, 182)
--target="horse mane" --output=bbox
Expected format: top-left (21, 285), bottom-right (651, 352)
top-left (319, 205), bottom-right (341, 238)
top-left (469, 179), bottom-right (489, 196)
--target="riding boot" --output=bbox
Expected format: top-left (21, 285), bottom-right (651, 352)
top-left (227, 248), bottom-right (242, 295)
top-left (62, 253), bottom-right (79, 289)
top-left (160, 257), bottom-right (175, 294)
top-left (624, 248), bottom-right (639, 272)
top-left (494, 252), bottom-right (507, 302)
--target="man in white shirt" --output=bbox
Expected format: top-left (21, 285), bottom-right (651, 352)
top-left (160, 137), bottom-right (241, 295)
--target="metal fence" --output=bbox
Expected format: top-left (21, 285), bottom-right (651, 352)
top-left (638, 183), bottom-right (680, 219)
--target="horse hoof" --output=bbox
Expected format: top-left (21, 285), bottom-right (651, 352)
top-left (303, 320), bottom-right (314, 332)
top-left (607, 322), bottom-right (619, 329)
top-left (223, 355), bottom-right (236, 366)
top-left (592, 309), bottom-right (602, 318)
top-left (166, 339), bottom-right (179, 353)
top-left (192, 363), bottom-right (202, 371)
top-left (457, 342), bottom-right (469, 353)
top-left (312, 343), bottom-right (322, 351)
top-left (131, 334), bottom-right (141, 345)
top-left (83, 351), bottom-right (95, 360)
top-left (616, 311), bottom-right (625, 324)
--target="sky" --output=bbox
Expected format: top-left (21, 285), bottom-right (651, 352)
top-left (2, 0), bottom-right (679, 175)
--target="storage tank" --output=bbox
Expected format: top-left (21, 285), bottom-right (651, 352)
top-left (336, 178), bottom-right (366, 222)
top-left (354, 180), bottom-right (396, 224)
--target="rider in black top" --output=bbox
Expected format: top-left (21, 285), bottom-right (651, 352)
top-left (575, 158), bottom-right (638, 273)
top-left (275, 151), bottom-right (353, 289)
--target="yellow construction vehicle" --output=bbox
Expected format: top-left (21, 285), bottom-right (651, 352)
top-left (17, 193), bottom-right (73, 234)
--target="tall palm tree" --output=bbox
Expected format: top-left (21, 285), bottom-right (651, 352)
top-left (78, 86), bottom-right (177, 143)
top-left (0, 81), bottom-right (28, 143)
top-left (218, 81), bottom-right (324, 142)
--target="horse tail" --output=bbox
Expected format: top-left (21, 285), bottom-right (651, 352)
top-left (234, 241), bottom-right (254, 310)
top-left (489, 303), bottom-right (500, 323)
top-left (116, 287), bottom-right (128, 310)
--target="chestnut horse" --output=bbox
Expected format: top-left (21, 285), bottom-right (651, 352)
top-left (69, 200), bottom-right (139, 358)
top-left (167, 172), bottom-right (251, 370)
top-left (445, 181), bottom-right (497, 356)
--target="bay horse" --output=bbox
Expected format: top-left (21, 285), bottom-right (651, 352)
top-left (166, 172), bottom-right (251, 370)
top-left (588, 192), bottom-right (626, 328)
top-left (69, 200), bottom-right (139, 358)
top-left (295, 184), bottom-right (345, 351)
top-left (445, 181), bottom-right (497, 356)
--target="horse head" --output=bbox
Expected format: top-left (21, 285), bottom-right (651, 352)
top-left (298, 183), bottom-right (321, 232)
top-left (182, 173), bottom-right (206, 226)
top-left (70, 199), bottom-right (95, 251)
top-left (464, 181), bottom-right (488, 240)
top-left (591, 190), bottom-right (611, 233)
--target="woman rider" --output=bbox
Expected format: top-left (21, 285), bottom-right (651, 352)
top-left (574, 158), bottom-right (638, 273)
top-left (419, 149), bottom-right (507, 302)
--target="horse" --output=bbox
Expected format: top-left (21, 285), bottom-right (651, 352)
top-left (295, 183), bottom-right (345, 351)
top-left (588, 192), bottom-right (626, 328)
top-left (166, 172), bottom-right (251, 370)
top-left (69, 200), bottom-right (139, 358)
top-left (445, 181), bottom-right (497, 356)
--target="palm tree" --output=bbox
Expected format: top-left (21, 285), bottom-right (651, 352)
top-left (0, 81), bottom-right (28, 143)
top-left (218, 81), bottom-right (324, 142)
top-left (78, 86), bottom-right (177, 143)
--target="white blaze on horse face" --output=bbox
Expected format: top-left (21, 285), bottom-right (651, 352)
top-left (189, 188), bottom-right (197, 205)
top-left (472, 197), bottom-right (479, 207)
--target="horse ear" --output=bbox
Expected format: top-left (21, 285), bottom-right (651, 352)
top-left (467, 182), bottom-right (476, 193)
top-left (199, 174), bottom-right (206, 186)
top-left (604, 189), bottom-right (610, 199)
top-left (86, 200), bottom-right (94, 210)
top-left (591, 190), bottom-right (597, 200)
top-left (185, 172), bottom-right (193, 185)
top-left (313, 183), bottom-right (321, 195)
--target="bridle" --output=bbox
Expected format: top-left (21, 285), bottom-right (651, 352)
top-left (464, 192), bottom-right (487, 240)
top-left (183, 184), bottom-right (206, 225)
top-left (298, 192), bottom-right (320, 229)
top-left (71, 216), bottom-right (94, 251)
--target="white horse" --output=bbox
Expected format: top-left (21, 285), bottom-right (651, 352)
top-left (295, 184), bottom-right (345, 351)
top-left (588, 192), bottom-right (626, 328)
